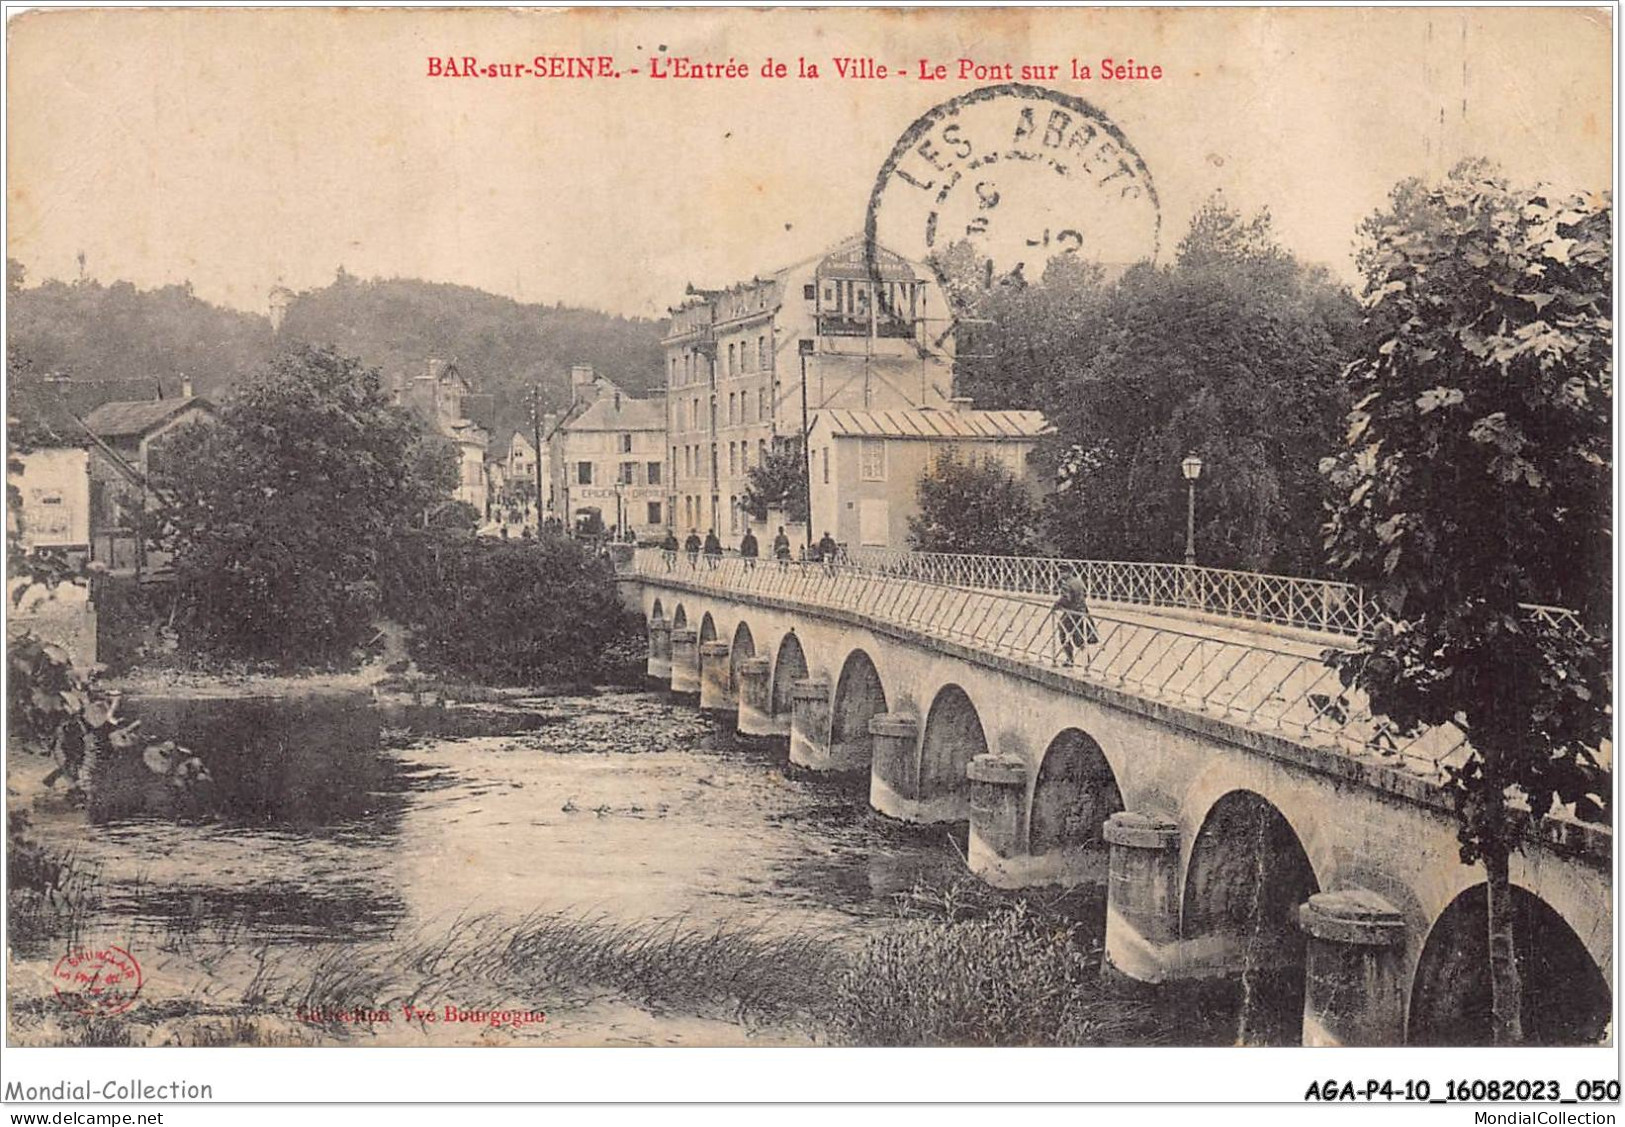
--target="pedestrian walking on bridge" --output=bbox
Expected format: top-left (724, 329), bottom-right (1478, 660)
top-left (684, 530), bottom-right (702, 569)
top-left (1053, 575), bottom-right (1098, 666)
top-left (703, 529), bottom-right (722, 569)
top-left (740, 528), bottom-right (759, 569)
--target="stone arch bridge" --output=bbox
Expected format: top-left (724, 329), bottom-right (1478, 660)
top-left (618, 549), bottom-right (1611, 1047)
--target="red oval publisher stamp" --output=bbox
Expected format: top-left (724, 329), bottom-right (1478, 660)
top-left (52, 944), bottom-right (143, 1016)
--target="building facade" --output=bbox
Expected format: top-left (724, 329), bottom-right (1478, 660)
top-left (661, 236), bottom-right (957, 543)
top-left (81, 394), bottom-right (216, 574)
top-left (550, 366), bottom-right (667, 541)
top-left (394, 359), bottom-right (491, 514)
top-left (806, 405), bottom-right (1048, 550)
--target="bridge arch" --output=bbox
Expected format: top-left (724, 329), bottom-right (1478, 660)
top-left (650, 598), bottom-right (665, 623)
top-left (1408, 884), bottom-right (1611, 1046)
top-left (1029, 728), bottom-right (1124, 862)
top-left (917, 684), bottom-right (987, 822)
top-left (729, 622), bottom-right (756, 693)
top-left (1181, 789), bottom-right (1320, 1045)
top-left (699, 612), bottom-right (718, 643)
top-left (829, 649), bottom-right (888, 769)
top-left (671, 605), bottom-right (687, 631)
top-left (771, 633), bottom-right (809, 719)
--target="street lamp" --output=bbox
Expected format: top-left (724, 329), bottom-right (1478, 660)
top-left (1180, 454), bottom-right (1204, 566)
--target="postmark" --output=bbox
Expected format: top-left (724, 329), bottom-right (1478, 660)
top-left (51, 944), bottom-right (143, 1017)
top-left (866, 83), bottom-right (1161, 326)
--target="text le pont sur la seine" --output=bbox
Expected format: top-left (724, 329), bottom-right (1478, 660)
top-left (426, 55), bottom-right (1165, 82)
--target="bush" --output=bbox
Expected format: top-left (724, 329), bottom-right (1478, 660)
top-left (909, 452), bottom-right (1042, 556)
top-left (830, 902), bottom-right (1161, 1046)
top-left (384, 530), bottom-right (641, 684)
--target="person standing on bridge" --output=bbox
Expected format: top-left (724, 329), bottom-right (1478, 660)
top-left (703, 528), bottom-right (722, 569)
top-left (684, 529), bottom-right (702, 569)
top-left (661, 528), bottom-right (679, 571)
top-left (1053, 575), bottom-right (1099, 667)
top-left (772, 526), bottom-right (791, 571)
top-left (817, 530), bottom-right (839, 576)
top-left (739, 527), bottom-right (759, 569)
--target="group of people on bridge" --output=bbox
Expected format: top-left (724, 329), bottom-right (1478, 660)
top-left (660, 527), bottom-right (842, 574)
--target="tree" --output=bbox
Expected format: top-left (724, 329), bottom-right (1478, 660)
top-left (1029, 199), bottom-right (1360, 572)
top-left (1321, 163), bottom-right (1612, 1044)
top-left (153, 346), bottom-right (457, 666)
top-left (741, 440), bottom-right (808, 525)
top-left (908, 452), bottom-right (1041, 556)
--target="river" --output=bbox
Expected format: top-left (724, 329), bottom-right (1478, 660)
top-left (10, 685), bottom-right (1134, 1047)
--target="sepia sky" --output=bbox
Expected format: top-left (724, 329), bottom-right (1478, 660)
top-left (6, 6), bottom-right (1613, 320)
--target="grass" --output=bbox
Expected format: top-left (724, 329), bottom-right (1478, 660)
top-left (12, 869), bottom-right (1171, 1047)
top-left (827, 877), bottom-right (1166, 1047)
top-left (276, 911), bottom-right (839, 1035)
top-left (6, 813), bottom-right (102, 956)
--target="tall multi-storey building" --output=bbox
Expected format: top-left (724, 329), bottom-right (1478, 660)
top-left (661, 236), bottom-right (956, 542)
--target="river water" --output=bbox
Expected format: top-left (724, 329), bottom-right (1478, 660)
top-left (17, 686), bottom-right (1116, 1046)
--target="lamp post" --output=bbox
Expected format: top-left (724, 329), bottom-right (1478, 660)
top-left (1180, 453), bottom-right (1204, 567)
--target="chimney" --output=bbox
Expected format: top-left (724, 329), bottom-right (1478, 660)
top-left (570, 365), bottom-right (596, 406)
top-left (181, 377), bottom-right (194, 399)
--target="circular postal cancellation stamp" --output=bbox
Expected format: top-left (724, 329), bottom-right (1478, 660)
top-left (52, 944), bottom-right (143, 1017)
top-left (866, 83), bottom-right (1161, 319)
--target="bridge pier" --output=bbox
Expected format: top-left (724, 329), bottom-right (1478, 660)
top-left (699, 641), bottom-right (732, 719)
top-left (646, 620), bottom-right (672, 685)
top-left (669, 628), bottom-right (700, 700)
top-left (966, 753), bottom-right (1030, 888)
top-left (1101, 811), bottom-right (1183, 984)
top-left (1298, 889), bottom-right (1406, 1046)
top-left (735, 657), bottom-right (786, 740)
top-left (790, 679), bottom-right (851, 771)
top-left (867, 713), bottom-right (919, 819)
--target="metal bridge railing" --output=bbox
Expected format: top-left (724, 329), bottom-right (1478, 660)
top-left (842, 548), bottom-right (1372, 638)
top-left (839, 548), bottom-right (1589, 642)
top-left (624, 548), bottom-right (1476, 782)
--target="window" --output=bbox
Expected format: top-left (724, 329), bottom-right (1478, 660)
top-left (671, 447), bottom-right (678, 480)
top-left (803, 283), bottom-right (816, 301)
top-left (669, 357), bottom-right (677, 385)
top-left (860, 438), bottom-right (887, 482)
top-left (619, 433), bottom-right (632, 454)
top-left (728, 342), bottom-right (736, 376)
top-left (739, 442), bottom-right (749, 472)
top-left (758, 335), bottom-right (768, 371)
top-left (741, 340), bottom-right (752, 373)
top-left (728, 496), bottom-right (738, 532)
top-left (648, 461), bottom-right (662, 485)
top-left (822, 447), bottom-right (830, 484)
top-left (577, 462), bottom-right (593, 486)
top-left (758, 438), bottom-right (767, 464)
top-left (756, 389), bottom-right (766, 422)
top-left (728, 392), bottom-right (737, 425)
top-left (799, 338), bottom-right (814, 355)
top-left (619, 462), bottom-right (637, 486)
top-left (647, 501), bottom-right (662, 526)
top-left (729, 443), bottom-right (737, 476)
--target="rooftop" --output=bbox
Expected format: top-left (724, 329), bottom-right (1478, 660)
top-left (811, 406), bottom-right (1049, 441)
top-left (81, 397), bottom-right (213, 440)
top-left (567, 392), bottom-right (666, 432)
